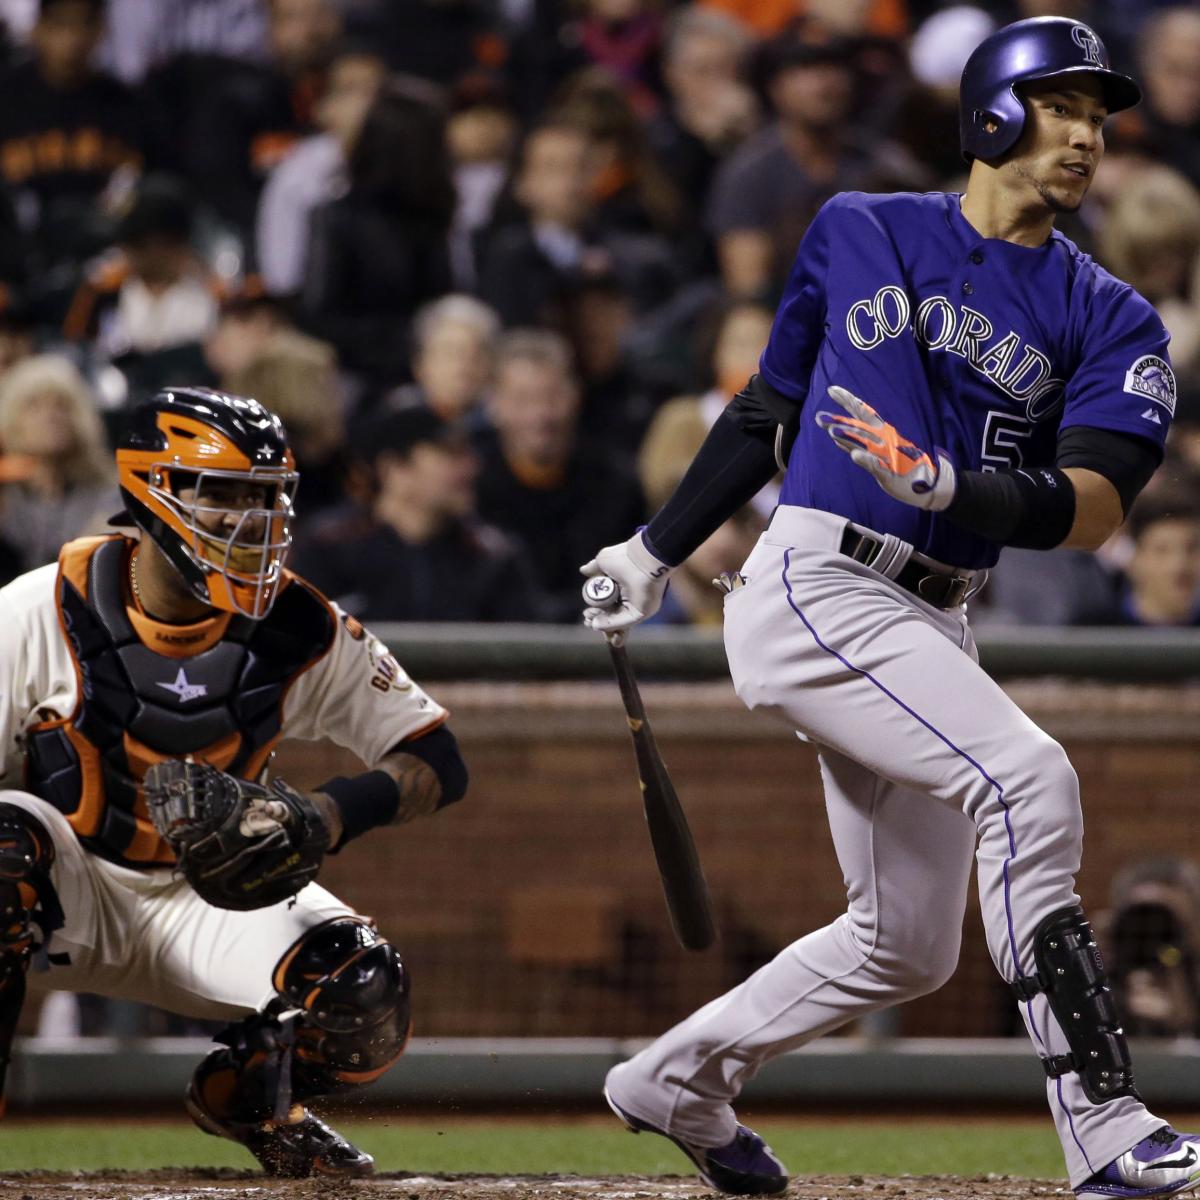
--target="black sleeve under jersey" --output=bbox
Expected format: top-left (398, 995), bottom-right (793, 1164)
top-left (643, 375), bottom-right (798, 566)
top-left (1054, 426), bottom-right (1161, 514)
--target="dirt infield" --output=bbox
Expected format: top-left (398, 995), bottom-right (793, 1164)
top-left (0, 1173), bottom-right (1068, 1200)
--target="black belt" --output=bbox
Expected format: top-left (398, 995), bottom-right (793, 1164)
top-left (839, 528), bottom-right (981, 610)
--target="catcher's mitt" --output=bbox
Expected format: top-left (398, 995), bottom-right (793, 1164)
top-left (144, 760), bottom-right (330, 911)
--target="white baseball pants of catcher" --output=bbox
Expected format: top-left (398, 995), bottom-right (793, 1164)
top-left (0, 792), bottom-right (353, 1018)
top-left (606, 504), bottom-right (1162, 1188)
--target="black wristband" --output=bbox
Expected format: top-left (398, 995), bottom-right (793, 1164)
top-left (944, 467), bottom-right (1076, 550)
top-left (319, 770), bottom-right (400, 852)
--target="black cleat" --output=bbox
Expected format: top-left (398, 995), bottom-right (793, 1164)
top-left (186, 1084), bottom-right (374, 1178)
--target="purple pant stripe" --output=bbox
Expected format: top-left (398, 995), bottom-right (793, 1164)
top-left (1058, 1075), bottom-right (1095, 1174)
top-left (778, 550), bottom-right (1022, 972)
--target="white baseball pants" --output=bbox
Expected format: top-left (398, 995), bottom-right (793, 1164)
top-left (2, 792), bottom-right (353, 1019)
top-left (607, 505), bottom-right (1161, 1188)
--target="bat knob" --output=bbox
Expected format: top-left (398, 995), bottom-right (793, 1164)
top-left (582, 575), bottom-right (620, 610)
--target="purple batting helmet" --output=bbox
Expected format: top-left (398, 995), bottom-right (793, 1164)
top-left (958, 17), bottom-right (1140, 163)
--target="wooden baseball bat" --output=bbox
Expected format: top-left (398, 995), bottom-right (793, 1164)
top-left (583, 576), bottom-right (717, 952)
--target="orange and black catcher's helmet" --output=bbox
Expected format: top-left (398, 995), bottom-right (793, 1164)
top-left (116, 387), bottom-right (299, 619)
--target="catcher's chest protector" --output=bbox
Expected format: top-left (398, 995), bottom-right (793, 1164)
top-left (26, 537), bottom-right (334, 867)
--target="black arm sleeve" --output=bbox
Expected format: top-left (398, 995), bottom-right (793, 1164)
top-left (643, 386), bottom-right (788, 566)
top-left (726, 372), bottom-right (804, 467)
top-left (1054, 426), bottom-right (1161, 515)
top-left (392, 726), bottom-right (468, 810)
top-left (942, 426), bottom-right (1161, 550)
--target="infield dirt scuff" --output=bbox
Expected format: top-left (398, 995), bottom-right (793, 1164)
top-left (0, 1173), bottom-right (1072, 1200)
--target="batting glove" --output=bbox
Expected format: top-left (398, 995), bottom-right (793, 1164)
top-left (815, 385), bottom-right (956, 512)
top-left (580, 532), bottom-right (673, 633)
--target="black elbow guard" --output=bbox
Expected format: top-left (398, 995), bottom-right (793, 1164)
top-left (394, 725), bottom-right (468, 808)
top-left (728, 373), bottom-right (803, 467)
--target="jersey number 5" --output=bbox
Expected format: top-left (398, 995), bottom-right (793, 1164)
top-left (980, 411), bottom-right (1033, 473)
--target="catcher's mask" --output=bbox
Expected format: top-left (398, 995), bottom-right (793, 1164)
top-left (116, 387), bottom-right (298, 619)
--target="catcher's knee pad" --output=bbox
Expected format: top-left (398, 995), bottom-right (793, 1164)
top-left (275, 916), bottom-right (411, 1095)
top-left (1012, 905), bottom-right (1136, 1104)
top-left (0, 804), bottom-right (61, 1113)
top-left (0, 803), bottom-right (60, 972)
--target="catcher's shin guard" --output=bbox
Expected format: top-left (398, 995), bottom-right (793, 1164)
top-left (186, 917), bottom-right (409, 1176)
top-left (0, 805), bottom-right (61, 1116)
top-left (273, 916), bottom-right (412, 1098)
top-left (1012, 905), bottom-right (1136, 1104)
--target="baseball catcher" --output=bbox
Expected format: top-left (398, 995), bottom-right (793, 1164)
top-left (0, 387), bottom-right (468, 1176)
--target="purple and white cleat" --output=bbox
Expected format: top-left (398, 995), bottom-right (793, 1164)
top-left (1076, 1127), bottom-right (1200, 1197)
top-left (603, 1084), bottom-right (788, 1195)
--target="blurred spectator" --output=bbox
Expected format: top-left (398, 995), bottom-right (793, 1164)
top-left (645, 6), bottom-right (759, 221)
top-left (506, 0), bottom-right (663, 124)
top-left (698, 0), bottom-right (907, 40)
top-left (0, 1), bottom-right (37, 42)
top-left (477, 120), bottom-right (596, 328)
top-left (63, 173), bottom-right (218, 359)
top-left (1098, 165), bottom-right (1200, 393)
top-left (206, 288), bottom-right (345, 515)
top-left (478, 119), bottom-right (676, 331)
top-left (1099, 166), bottom-right (1200, 309)
top-left (475, 329), bottom-right (644, 622)
top-left (554, 68), bottom-right (683, 240)
top-left (648, 507), bottom-right (763, 626)
top-left (291, 406), bottom-right (540, 622)
top-left (896, 5), bottom-right (996, 182)
top-left (638, 300), bottom-right (776, 515)
top-left (1103, 488), bottom-right (1200, 627)
top-left (155, 0), bottom-right (342, 242)
top-left (0, 0), bottom-right (144, 289)
top-left (446, 79), bottom-right (519, 289)
top-left (1098, 858), bottom-right (1200, 1038)
top-left (255, 41), bottom-right (387, 295)
top-left (0, 353), bottom-right (117, 572)
top-left (571, 0), bottom-right (665, 119)
top-left (298, 75), bottom-right (455, 388)
top-left (707, 27), bottom-right (918, 299)
top-left (340, 0), bottom-right (507, 88)
top-left (382, 294), bottom-right (499, 431)
top-left (98, 0), bottom-right (269, 85)
top-left (0, 301), bottom-right (37, 380)
top-left (972, 546), bottom-right (1119, 626)
top-left (562, 265), bottom-right (658, 459)
top-left (1109, 8), bottom-right (1200, 190)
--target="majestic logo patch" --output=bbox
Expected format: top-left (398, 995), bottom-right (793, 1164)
top-left (1071, 25), bottom-right (1104, 67)
top-left (157, 667), bottom-right (208, 703)
top-left (1124, 354), bottom-right (1176, 415)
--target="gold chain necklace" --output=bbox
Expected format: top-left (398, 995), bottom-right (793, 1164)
top-left (129, 548), bottom-right (144, 606)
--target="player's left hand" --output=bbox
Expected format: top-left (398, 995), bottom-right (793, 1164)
top-left (815, 386), bottom-right (956, 512)
top-left (144, 760), bottom-right (330, 911)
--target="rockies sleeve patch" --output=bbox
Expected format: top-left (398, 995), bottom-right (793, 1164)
top-left (1124, 354), bottom-right (1176, 416)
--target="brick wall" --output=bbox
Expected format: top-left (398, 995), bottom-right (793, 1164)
top-left (278, 680), bottom-right (1200, 1040)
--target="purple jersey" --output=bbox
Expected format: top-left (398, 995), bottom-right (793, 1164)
top-left (760, 191), bottom-right (1175, 569)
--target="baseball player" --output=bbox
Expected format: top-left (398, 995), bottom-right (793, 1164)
top-left (583, 18), bottom-right (1198, 1199)
top-left (0, 387), bottom-right (467, 1176)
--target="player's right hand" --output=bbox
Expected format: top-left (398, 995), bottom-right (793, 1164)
top-left (580, 532), bottom-right (674, 632)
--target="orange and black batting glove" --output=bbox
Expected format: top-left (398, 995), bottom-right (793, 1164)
top-left (815, 385), bottom-right (957, 512)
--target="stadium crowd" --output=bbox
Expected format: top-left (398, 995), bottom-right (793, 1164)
top-left (0, 0), bottom-right (1195, 626)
